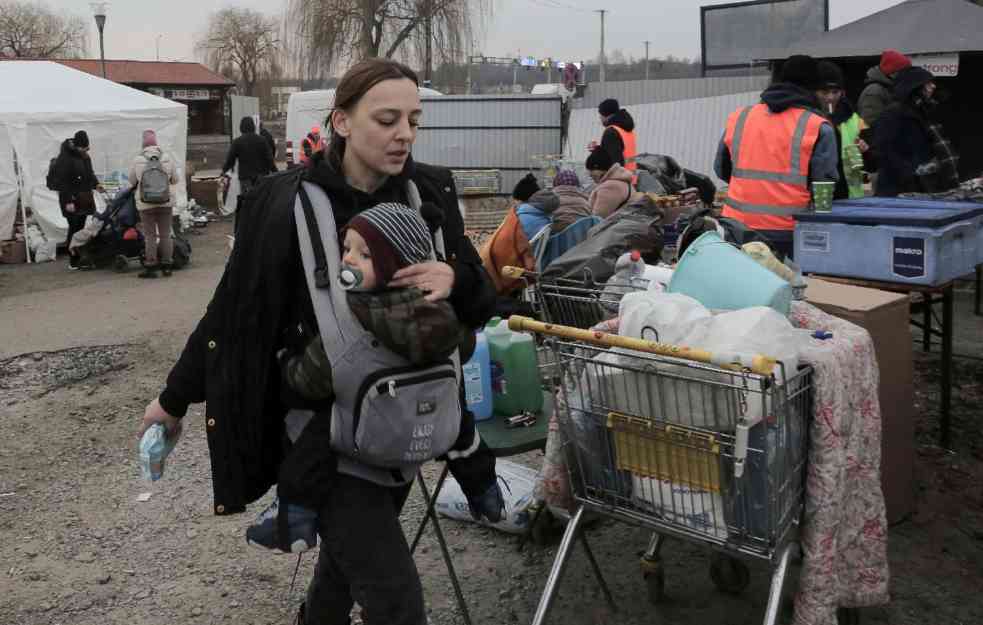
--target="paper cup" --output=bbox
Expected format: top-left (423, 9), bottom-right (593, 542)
top-left (811, 181), bottom-right (835, 213)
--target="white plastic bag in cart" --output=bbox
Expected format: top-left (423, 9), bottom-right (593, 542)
top-left (632, 477), bottom-right (728, 539)
top-left (618, 291), bottom-right (711, 344)
top-left (435, 459), bottom-right (538, 534)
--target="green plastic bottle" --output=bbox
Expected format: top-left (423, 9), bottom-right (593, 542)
top-left (485, 318), bottom-right (544, 416)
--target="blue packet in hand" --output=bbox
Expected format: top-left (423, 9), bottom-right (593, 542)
top-left (139, 424), bottom-right (179, 481)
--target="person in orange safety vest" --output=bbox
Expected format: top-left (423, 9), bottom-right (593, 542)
top-left (588, 98), bottom-right (637, 177)
top-left (300, 125), bottom-right (326, 165)
top-left (714, 55), bottom-right (839, 260)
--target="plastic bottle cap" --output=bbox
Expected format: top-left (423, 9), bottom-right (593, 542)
top-left (630, 250), bottom-right (641, 262)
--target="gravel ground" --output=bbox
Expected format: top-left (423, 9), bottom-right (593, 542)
top-left (1, 218), bottom-right (982, 625)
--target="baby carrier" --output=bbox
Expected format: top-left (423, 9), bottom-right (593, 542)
top-left (290, 181), bottom-right (462, 487)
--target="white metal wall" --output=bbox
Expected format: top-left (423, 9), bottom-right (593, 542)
top-left (414, 95), bottom-right (562, 195)
top-left (567, 91), bottom-right (761, 185)
top-left (572, 76), bottom-right (770, 110)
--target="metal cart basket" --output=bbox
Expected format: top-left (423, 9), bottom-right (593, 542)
top-left (509, 316), bottom-right (813, 625)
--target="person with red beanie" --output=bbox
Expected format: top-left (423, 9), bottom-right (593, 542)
top-left (859, 49), bottom-right (912, 129)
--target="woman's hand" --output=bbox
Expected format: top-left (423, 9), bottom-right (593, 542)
top-left (139, 398), bottom-right (182, 440)
top-left (389, 261), bottom-right (455, 302)
top-left (856, 138), bottom-right (870, 153)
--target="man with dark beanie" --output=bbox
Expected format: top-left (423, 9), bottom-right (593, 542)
top-left (714, 54), bottom-right (838, 259)
top-left (52, 130), bottom-right (102, 269)
top-left (589, 97), bottom-right (637, 176)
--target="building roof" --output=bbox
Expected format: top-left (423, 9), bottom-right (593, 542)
top-left (762, 0), bottom-right (983, 60)
top-left (52, 59), bottom-right (235, 86)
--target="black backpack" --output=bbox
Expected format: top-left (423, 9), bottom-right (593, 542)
top-left (46, 157), bottom-right (62, 191)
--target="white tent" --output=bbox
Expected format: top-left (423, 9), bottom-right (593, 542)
top-left (0, 61), bottom-right (188, 244)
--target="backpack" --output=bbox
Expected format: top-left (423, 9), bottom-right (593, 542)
top-left (46, 157), bottom-right (62, 191)
top-left (140, 155), bottom-right (171, 204)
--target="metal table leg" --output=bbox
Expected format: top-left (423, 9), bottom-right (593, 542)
top-left (922, 295), bottom-right (932, 352)
top-left (412, 468), bottom-right (472, 625)
top-left (941, 285), bottom-right (954, 449)
top-left (975, 265), bottom-right (981, 317)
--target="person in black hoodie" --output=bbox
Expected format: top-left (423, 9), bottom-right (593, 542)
top-left (258, 119), bottom-right (278, 163)
top-left (221, 116), bottom-right (276, 198)
top-left (589, 98), bottom-right (636, 168)
top-left (52, 130), bottom-right (103, 269)
top-left (138, 59), bottom-right (500, 625)
top-left (875, 67), bottom-right (958, 197)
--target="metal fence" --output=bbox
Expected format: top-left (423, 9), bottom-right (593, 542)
top-left (571, 76), bottom-right (769, 110)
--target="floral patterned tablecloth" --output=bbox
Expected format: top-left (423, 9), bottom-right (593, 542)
top-left (532, 303), bottom-right (890, 623)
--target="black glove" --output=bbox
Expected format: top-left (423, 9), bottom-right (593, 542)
top-left (467, 478), bottom-right (507, 523)
top-left (279, 335), bottom-right (333, 401)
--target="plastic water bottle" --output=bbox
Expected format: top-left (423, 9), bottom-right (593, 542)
top-left (628, 249), bottom-right (645, 280)
top-left (463, 331), bottom-right (494, 421)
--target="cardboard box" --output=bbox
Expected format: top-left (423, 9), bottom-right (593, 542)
top-left (806, 278), bottom-right (914, 524)
top-left (0, 238), bottom-right (27, 264)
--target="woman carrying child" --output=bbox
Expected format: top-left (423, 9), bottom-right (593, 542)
top-left (138, 58), bottom-right (501, 625)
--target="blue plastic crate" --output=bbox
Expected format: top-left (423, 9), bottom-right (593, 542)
top-left (794, 204), bottom-right (981, 286)
top-left (833, 197), bottom-right (983, 267)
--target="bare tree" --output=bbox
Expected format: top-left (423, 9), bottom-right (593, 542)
top-left (285, 0), bottom-right (488, 80)
top-left (0, 0), bottom-right (87, 59)
top-left (196, 7), bottom-right (280, 96)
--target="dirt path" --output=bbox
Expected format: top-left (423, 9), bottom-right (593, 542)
top-left (2, 219), bottom-right (982, 625)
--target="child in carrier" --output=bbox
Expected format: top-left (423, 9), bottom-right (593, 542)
top-left (247, 202), bottom-right (505, 553)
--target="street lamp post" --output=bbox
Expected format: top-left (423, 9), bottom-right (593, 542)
top-left (156, 35), bottom-right (163, 61)
top-left (90, 3), bottom-right (109, 79)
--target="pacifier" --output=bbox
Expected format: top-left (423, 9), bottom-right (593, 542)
top-left (339, 264), bottom-right (364, 290)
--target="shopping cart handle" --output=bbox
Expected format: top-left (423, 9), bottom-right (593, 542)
top-left (507, 315), bottom-right (778, 376)
top-left (501, 266), bottom-right (527, 279)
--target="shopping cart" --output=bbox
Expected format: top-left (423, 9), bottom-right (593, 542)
top-left (501, 266), bottom-right (649, 331)
top-left (509, 315), bottom-right (813, 625)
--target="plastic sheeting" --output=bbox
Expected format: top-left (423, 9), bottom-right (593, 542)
top-left (0, 61), bottom-right (188, 245)
top-left (0, 124), bottom-right (18, 240)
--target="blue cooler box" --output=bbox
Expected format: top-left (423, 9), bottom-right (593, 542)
top-left (794, 202), bottom-right (983, 286)
top-left (834, 197), bottom-right (983, 267)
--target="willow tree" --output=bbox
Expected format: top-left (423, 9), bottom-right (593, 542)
top-left (196, 8), bottom-right (280, 96)
top-left (285, 0), bottom-right (488, 81)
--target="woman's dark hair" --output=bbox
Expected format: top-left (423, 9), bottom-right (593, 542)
top-left (327, 58), bottom-right (419, 170)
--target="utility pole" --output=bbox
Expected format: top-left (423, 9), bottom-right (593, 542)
top-left (596, 9), bottom-right (607, 84)
top-left (156, 35), bottom-right (162, 62)
top-left (424, 0), bottom-right (433, 86)
top-left (644, 40), bottom-right (650, 81)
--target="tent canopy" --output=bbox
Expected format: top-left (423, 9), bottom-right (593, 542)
top-left (762, 0), bottom-right (983, 60)
top-left (0, 61), bottom-right (188, 243)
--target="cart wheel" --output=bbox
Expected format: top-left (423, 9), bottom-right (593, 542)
top-left (709, 553), bottom-right (750, 595)
top-left (837, 608), bottom-right (861, 625)
top-left (641, 560), bottom-right (666, 604)
top-left (113, 255), bottom-right (129, 273)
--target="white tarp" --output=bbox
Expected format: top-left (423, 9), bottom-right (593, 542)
top-left (0, 61), bottom-right (188, 245)
top-left (0, 124), bottom-right (18, 239)
top-left (566, 91), bottom-right (761, 186)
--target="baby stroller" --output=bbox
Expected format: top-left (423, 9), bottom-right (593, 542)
top-left (74, 187), bottom-right (146, 272)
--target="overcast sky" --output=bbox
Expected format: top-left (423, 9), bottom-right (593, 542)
top-left (55, 0), bottom-right (902, 67)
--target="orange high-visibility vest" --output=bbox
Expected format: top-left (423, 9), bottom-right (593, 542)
top-left (720, 103), bottom-right (828, 231)
top-left (611, 125), bottom-right (637, 173)
top-left (300, 134), bottom-right (325, 165)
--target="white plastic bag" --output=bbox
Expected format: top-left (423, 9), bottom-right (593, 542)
top-left (34, 241), bottom-right (57, 263)
top-left (435, 460), bottom-right (538, 534)
top-left (618, 291), bottom-right (711, 344)
top-left (138, 424), bottom-right (180, 481)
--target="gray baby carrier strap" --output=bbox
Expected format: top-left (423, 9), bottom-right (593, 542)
top-left (291, 181), bottom-right (462, 487)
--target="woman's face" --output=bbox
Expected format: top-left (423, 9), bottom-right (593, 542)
top-left (589, 169), bottom-right (604, 183)
top-left (332, 78), bottom-right (422, 178)
top-left (342, 229), bottom-right (378, 290)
